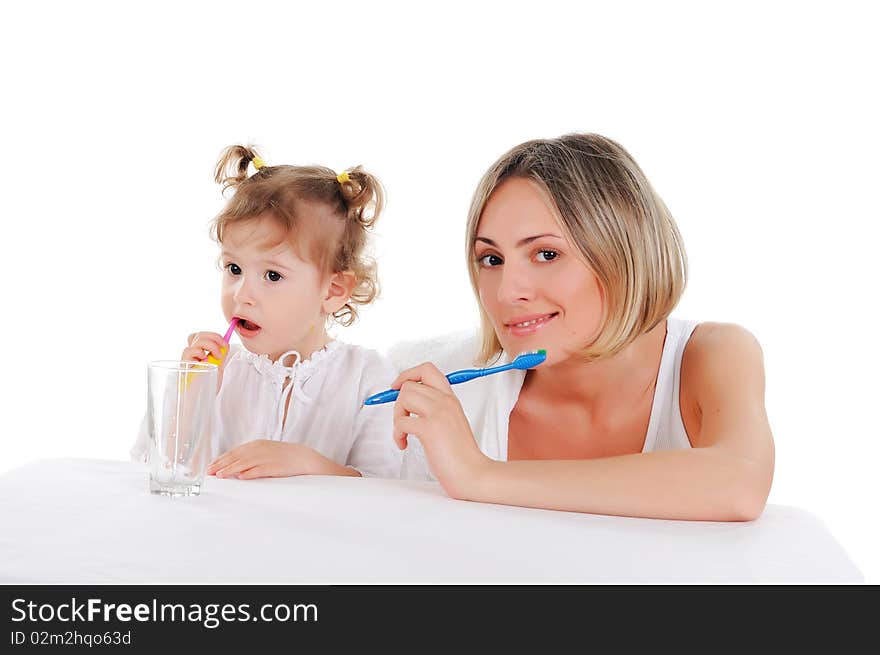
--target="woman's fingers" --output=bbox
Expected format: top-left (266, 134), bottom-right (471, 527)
top-left (389, 364), bottom-right (455, 446)
top-left (392, 392), bottom-right (411, 449)
top-left (392, 380), bottom-right (441, 447)
top-left (396, 380), bottom-right (438, 415)
top-left (390, 362), bottom-right (453, 392)
top-left (393, 413), bottom-right (422, 449)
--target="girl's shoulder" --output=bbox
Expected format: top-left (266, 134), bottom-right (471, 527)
top-left (331, 340), bottom-right (397, 376)
top-left (323, 341), bottom-right (397, 397)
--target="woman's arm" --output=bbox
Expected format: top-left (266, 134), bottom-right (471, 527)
top-left (391, 324), bottom-right (774, 521)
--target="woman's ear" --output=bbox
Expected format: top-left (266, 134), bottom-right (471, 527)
top-left (322, 270), bottom-right (358, 315)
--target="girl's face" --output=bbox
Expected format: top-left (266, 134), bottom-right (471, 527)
top-left (474, 177), bottom-right (604, 365)
top-left (220, 214), bottom-right (335, 361)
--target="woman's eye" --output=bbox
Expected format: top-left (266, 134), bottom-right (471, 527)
top-left (478, 253), bottom-right (503, 267)
top-left (265, 270), bottom-right (283, 282)
top-left (225, 263), bottom-right (242, 275)
top-left (535, 249), bottom-right (558, 262)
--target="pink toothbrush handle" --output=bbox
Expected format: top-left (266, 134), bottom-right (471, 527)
top-left (222, 318), bottom-right (239, 343)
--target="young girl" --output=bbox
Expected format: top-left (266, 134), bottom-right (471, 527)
top-left (132, 145), bottom-right (401, 479)
top-left (391, 133), bottom-right (775, 521)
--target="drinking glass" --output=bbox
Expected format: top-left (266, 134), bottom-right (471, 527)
top-left (147, 360), bottom-right (217, 496)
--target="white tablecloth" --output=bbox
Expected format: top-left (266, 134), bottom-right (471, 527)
top-left (0, 458), bottom-right (862, 583)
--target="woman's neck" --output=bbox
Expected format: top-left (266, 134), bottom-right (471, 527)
top-left (522, 320), bottom-right (668, 407)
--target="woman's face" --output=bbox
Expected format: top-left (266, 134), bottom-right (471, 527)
top-left (474, 177), bottom-right (604, 364)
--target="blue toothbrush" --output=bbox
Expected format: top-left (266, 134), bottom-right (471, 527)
top-left (364, 349), bottom-right (547, 405)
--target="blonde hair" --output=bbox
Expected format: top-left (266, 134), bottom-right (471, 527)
top-left (466, 133), bottom-right (688, 363)
top-left (210, 144), bottom-right (384, 327)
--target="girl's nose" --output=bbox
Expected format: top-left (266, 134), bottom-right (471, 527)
top-left (232, 276), bottom-right (256, 306)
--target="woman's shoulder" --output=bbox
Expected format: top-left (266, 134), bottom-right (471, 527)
top-left (681, 321), bottom-right (766, 394)
top-left (386, 329), bottom-right (481, 373)
top-left (685, 321), bottom-right (764, 361)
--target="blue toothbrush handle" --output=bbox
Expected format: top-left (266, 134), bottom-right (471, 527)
top-left (447, 362), bottom-right (515, 383)
top-left (363, 388), bottom-right (400, 405)
top-left (364, 363), bottom-right (515, 405)
top-left (446, 369), bottom-right (483, 384)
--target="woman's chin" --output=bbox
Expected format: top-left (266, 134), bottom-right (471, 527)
top-left (502, 337), bottom-right (552, 356)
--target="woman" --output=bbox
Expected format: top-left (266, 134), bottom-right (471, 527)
top-left (391, 133), bottom-right (774, 521)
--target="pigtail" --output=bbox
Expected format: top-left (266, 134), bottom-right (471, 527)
top-left (337, 166), bottom-right (384, 228)
top-left (330, 165), bottom-right (384, 326)
top-left (214, 144), bottom-right (265, 192)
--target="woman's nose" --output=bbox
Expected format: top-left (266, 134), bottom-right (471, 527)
top-left (497, 262), bottom-right (535, 304)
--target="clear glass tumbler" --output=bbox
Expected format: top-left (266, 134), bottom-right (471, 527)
top-left (147, 360), bottom-right (218, 496)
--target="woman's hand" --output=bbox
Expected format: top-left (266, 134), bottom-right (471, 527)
top-left (391, 363), bottom-right (492, 499)
top-left (207, 440), bottom-right (358, 479)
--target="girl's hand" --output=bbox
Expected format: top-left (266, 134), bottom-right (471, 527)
top-left (182, 331), bottom-right (227, 364)
top-left (391, 363), bottom-right (492, 499)
top-left (207, 440), bottom-right (350, 479)
top-left (182, 331), bottom-right (229, 392)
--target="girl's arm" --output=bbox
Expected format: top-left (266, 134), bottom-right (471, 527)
top-left (207, 441), bottom-right (362, 479)
top-left (391, 324), bottom-right (774, 521)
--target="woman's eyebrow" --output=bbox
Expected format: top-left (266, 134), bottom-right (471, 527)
top-left (475, 234), bottom-right (563, 248)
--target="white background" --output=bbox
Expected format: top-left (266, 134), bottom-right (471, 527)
top-left (2, 1), bottom-right (877, 581)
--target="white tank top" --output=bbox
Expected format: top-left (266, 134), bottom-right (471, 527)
top-left (399, 318), bottom-right (700, 480)
top-left (640, 317), bottom-right (700, 452)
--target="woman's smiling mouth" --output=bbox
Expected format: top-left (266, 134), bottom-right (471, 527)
top-left (505, 312), bottom-right (558, 336)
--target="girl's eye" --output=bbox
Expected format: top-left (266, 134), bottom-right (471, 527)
top-left (265, 270), bottom-right (283, 282)
top-left (477, 253), bottom-right (503, 267)
top-left (225, 263), bottom-right (242, 275)
top-left (535, 249), bottom-right (559, 262)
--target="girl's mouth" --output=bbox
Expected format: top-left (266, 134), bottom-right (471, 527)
top-left (236, 318), bottom-right (262, 337)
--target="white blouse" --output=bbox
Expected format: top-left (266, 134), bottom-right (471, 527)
top-left (131, 340), bottom-right (402, 479)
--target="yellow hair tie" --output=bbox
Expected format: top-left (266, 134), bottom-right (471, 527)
top-left (252, 156), bottom-right (266, 170)
top-left (336, 171), bottom-right (350, 184)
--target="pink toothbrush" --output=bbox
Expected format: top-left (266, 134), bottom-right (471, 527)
top-left (205, 318), bottom-right (239, 366)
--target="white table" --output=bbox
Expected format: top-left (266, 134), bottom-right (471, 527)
top-left (0, 459), bottom-right (863, 583)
